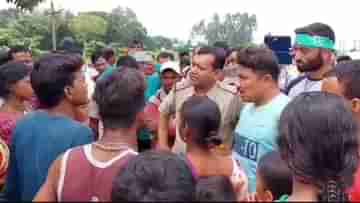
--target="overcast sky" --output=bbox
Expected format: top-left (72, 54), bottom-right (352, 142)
top-left (1, 0), bottom-right (359, 50)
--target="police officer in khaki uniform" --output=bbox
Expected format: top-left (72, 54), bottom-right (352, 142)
top-left (158, 47), bottom-right (242, 155)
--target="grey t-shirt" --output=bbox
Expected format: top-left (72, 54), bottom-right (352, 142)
top-left (288, 77), bottom-right (323, 98)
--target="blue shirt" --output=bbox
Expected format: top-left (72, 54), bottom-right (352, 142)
top-left (233, 94), bottom-right (290, 192)
top-left (155, 63), bottom-right (162, 73)
top-left (141, 73), bottom-right (162, 140)
top-left (145, 73), bottom-right (161, 102)
top-left (5, 111), bottom-right (94, 201)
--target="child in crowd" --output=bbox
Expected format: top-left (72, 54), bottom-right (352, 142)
top-left (247, 151), bottom-right (292, 201)
top-left (179, 95), bottom-right (248, 200)
top-left (0, 62), bottom-right (33, 146)
top-left (195, 176), bottom-right (237, 202)
top-left (323, 60), bottom-right (360, 202)
top-left (277, 92), bottom-right (359, 202)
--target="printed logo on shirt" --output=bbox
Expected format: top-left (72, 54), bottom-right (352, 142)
top-left (233, 134), bottom-right (259, 162)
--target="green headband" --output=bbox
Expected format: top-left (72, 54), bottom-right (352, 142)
top-left (295, 34), bottom-right (335, 50)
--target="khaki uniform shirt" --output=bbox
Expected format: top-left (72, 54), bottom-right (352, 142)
top-left (159, 80), bottom-right (242, 155)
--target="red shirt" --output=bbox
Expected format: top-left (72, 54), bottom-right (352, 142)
top-left (350, 165), bottom-right (360, 201)
top-left (59, 145), bottom-right (137, 201)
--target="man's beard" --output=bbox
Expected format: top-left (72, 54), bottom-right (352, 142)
top-left (296, 54), bottom-right (323, 73)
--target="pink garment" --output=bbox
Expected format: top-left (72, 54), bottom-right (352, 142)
top-left (349, 164), bottom-right (360, 202)
top-left (185, 155), bottom-right (249, 200)
top-left (0, 112), bottom-right (23, 146)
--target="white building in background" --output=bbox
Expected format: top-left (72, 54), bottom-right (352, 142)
top-left (347, 51), bottom-right (360, 60)
top-left (337, 39), bottom-right (360, 59)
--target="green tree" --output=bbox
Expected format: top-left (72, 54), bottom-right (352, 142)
top-left (0, 11), bottom-right (47, 56)
top-left (81, 11), bottom-right (108, 19)
top-left (0, 4), bottom-right (158, 55)
top-left (0, 8), bottom-right (21, 26)
top-left (46, 10), bottom-right (76, 50)
top-left (105, 6), bottom-right (147, 46)
top-left (145, 35), bottom-right (174, 50)
top-left (0, 27), bottom-right (19, 46)
top-left (0, 8), bottom-right (76, 51)
top-left (191, 12), bottom-right (257, 47)
top-left (6, 0), bottom-right (45, 11)
top-left (69, 14), bottom-right (108, 57)
top-left (174, 40), bottom-right (193, 53)
top-left (69, 14), bottom-right (108, 44)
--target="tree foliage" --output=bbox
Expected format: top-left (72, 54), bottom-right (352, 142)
top-left (0, 5), bottom-right (191, 56)
top-left (0, 6), bottom-right (154, 55)
top-left (191, 12), bottom-right (257, 47)
top-left (145, 36), bottom-right (174, 50)
top-left (105, 6), bottom-right (147, 46)
top-left (5, 0), bottom-right (45, 11)
top-left (69, 14), bottom-right (108, 44)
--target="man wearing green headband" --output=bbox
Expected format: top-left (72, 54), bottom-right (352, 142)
top-left (286, 23), bottom-right (336, 98)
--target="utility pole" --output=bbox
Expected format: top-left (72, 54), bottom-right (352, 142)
top-left (45, 0), bottom-right (62, 51)
top-left (51, 0), bottom-right (56, 50)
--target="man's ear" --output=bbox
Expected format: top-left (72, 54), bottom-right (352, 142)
top-left (320, 49), bottom-right (335, 65)
top-left (64, 86), bottom-right (73, 101)
top-left (214, 69), bottom-right (224, 81)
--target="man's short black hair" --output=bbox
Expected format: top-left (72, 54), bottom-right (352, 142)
top-left (117, 55), bottom-right (139, 69)
top-left (91, 50), bottom-right (103, 65)
top-left (112, 150), bottom-right (195, 202)
top-left (101, 48), bottom-right (116, 62)
top-left (179, 51), bottom-right (190, 58)
top-left (180, 57), bottom-right (191, 68)
top-left (94, 68), bottom-right (146, 129)
top-left (0, 49), bottom-right (11, 66)
top-left (8, 46), bottom-right (31, 60)
top-left (337, 55), bottom-right (352, 64)
top-left (128, 40), bottom-right (144, 49)
top-left (157, 52), bottom-right (175, 61)
top-left (31, 53), bottom-right (83, 108)
top-left (195, 176), bottom-right (237, 201)
top-left (0, 62), bottom-right (31, 99)
top-left (335, 60), bottom-right (360, 100)
top-left (237, 47), bottom-right (280, 81)
top-left (295, 22), bottom-right (335, 43)
top-left (257, 151), bottom-right (293, 200)
top-left (58, 37), bottom-right (83, 55)
top-left (196, 46), bottom-right (226, 70)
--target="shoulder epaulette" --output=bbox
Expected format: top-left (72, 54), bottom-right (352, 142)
top-left (218, 82), bottom-right (238, 95)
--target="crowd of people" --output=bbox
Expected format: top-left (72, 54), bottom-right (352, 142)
top-left (0, 21), bottom-right (358, 202)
